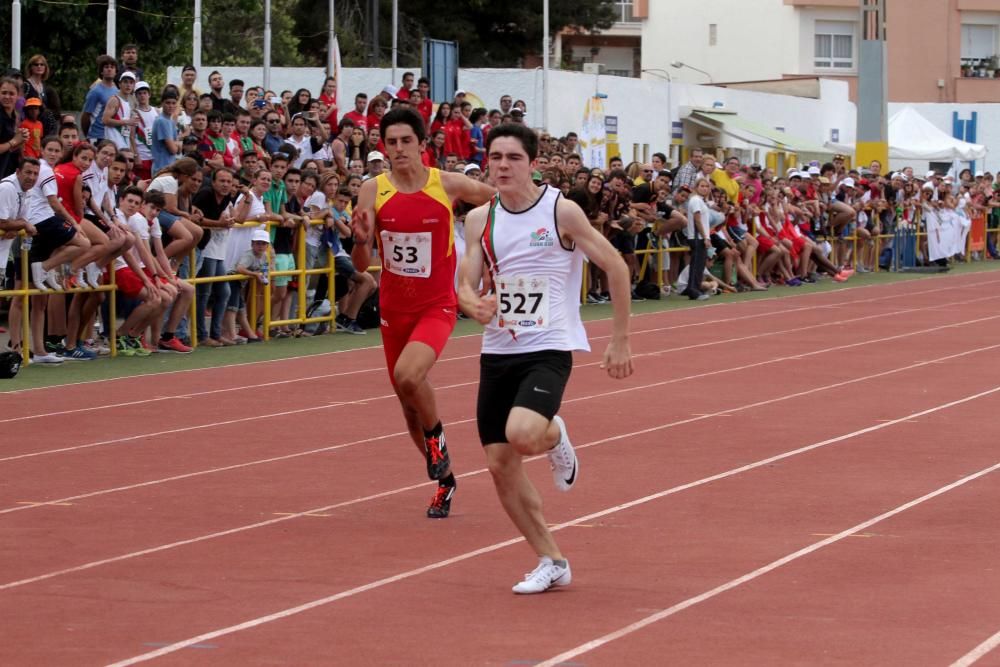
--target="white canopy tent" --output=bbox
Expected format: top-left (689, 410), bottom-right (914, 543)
top-left (827, 106), bottom-right (988, 161)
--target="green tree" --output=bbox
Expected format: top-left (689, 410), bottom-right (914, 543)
top-left (291, 0), bottom-right (617, 69)
top-left (1, 0), bottom-right (192, 109)
top-left (202, 0), bottom-right (307, 68)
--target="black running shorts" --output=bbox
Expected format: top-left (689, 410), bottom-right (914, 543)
top-left (477, 350), bottom-right (573, 446)
top-left (29, 215), bottom-right (77, 264)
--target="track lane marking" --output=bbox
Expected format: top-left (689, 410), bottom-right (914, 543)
top-left (102, 386), bottom-right (1000, 666)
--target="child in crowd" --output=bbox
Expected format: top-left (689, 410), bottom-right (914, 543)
top-left (229, 228), bottom-right (273, 342)
top-left (20, 98), bottom-right (44, 159)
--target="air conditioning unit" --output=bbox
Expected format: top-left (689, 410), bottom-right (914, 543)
top-left (583, 62), bottom-right (606, 75)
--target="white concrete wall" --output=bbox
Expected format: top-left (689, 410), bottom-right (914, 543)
top-left (640, 0), bottom-right (797, 85)
top-left (167, 65), bottom-right (1000, 174)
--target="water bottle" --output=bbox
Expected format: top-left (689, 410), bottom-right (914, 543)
top-left (261, 261), bottom-right (269, 286)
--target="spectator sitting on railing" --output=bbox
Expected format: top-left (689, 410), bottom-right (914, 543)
top-left (112, 187), bottom-right (169, 357)
top-left (146, 157), bottom-right (202, 260)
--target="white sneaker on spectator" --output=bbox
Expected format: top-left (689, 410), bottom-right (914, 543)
top-left (44, 269), bottom-right (62, 291)
top-left (31, 353), bottom-right (63, 365)
top-left (85, 263), bottom-right (103, 289)
top-left (547, 415), bottom-right (578, 492)
top-left (30, 262), bottom-right (49, 291)
top-left (512, 556), bottom-right (571, 594)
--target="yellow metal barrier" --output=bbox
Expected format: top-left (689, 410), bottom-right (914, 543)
top-left (0, 231), bottom-right (118, 364)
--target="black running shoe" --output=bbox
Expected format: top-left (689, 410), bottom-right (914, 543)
top-left (424, 432), bottom-right (451, 481)
top-left (426, 484), bottom-right (455, 518)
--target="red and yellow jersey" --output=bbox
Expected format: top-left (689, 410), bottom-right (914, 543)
top-left (374, 168), bottom-right (456, 313)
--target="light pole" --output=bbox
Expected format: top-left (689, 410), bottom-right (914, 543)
top-left (542, 0), bottom-right (550, 131)
top-left (671, 60), bottom-right (713, 83)
top-left (641, 68), bottom-right (671, 81)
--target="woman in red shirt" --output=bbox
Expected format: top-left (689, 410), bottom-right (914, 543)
top-left (443, 105), bottom-right (471, 160)
top-left (365, 97), bottom-right (387, 135)
top-left (54, 142), bottom-right (122, 288)
top-left (318, 76), bottom-right (338, 129)
top-left (429, 102), bottom-right (450, 135)
top-left (423, 130), bottom-right (446, 168)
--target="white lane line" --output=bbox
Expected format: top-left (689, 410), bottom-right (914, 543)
top-left (951, 629), bottom-right (1000, 667)
top-left (537, 459), bottom-right (1000, 667)
top-left (4, 275), bottom-right (991, 425)
top-left (4, 270), bottom-right (995, 399)
top-left (1, 295), bottom-right (995, 481)
top-left (5, 339), bottom-right (999, 591)
top-left (103, 386), bottom-right (1000, 666)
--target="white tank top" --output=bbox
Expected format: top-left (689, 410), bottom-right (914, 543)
top-left (134, 107), bottom-right (159, 161)
top-left (480, 184), bottom-right (589, 355)
top-left (105, 95), bottom-right (132, 150)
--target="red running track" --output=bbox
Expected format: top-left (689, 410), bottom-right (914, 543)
top-left (1, 271), bottom-right (999, 666)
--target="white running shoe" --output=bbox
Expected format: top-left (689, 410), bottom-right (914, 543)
top-left (30, 353), bottom-right (64, 365)
top-left (85, 263), bottom-right (103, 289)
top-left (512, 556), bottom-right (571, 594)
top-left (30, 262), bottom-right (50, 291)
top-left (548, 415), bottom-right (578, 492)
top-left (44, 269), bottom-right (62, 291)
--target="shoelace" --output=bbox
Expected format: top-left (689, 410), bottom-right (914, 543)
top-left (429, 486), bottom-right (450, 508)
top-left (548, 440), bottom-right (573, 470)
top-left (426, 436), bottom-right (444, 464)
top-left (521, 561), bottom-right (556, 583)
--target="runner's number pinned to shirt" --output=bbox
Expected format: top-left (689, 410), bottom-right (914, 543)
top-left (496, 275), bottom-right (549, 330)
top-left (381, 230), bottom-right (431, 278)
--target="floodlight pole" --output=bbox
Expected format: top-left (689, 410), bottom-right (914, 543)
top-left (543, 0), bottom-right (550, 131)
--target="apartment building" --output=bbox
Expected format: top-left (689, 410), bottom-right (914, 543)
top-left (638, 0), bottom-right (1000, 103)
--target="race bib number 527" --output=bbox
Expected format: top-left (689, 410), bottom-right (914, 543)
top-left (495, 275), bottom-right (549, 330)
top-left (380, 231), bottom-right (431, 278)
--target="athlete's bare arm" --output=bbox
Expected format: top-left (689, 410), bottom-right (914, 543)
top-left (350, 176), bottom-right (378, 272)
top-left (457, 204), bottom-right (497, 323)
top-left (440, 170), bottom-right (495, 207)
top-left (556, 197), bottom-right (634, 379)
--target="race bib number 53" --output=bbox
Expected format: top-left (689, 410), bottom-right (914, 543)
top-left (496, 275), bottom-right (549, 330)
top-left (380, 231), bottom-right (431, 278)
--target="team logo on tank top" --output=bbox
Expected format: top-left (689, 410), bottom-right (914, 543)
top-left (529, 227), bottom-right (554, 247)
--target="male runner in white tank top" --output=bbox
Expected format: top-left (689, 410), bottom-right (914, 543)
top-left (459, 124), bottom-right (634, 594)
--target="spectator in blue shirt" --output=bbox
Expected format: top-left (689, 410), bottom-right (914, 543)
top-left (151, 89), bottom-right (180, 174)
top-left (81, 55), bottom-right (119, 142)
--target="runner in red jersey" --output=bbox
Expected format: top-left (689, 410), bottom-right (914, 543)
top-left (353, 107), bottom-right (494, 518)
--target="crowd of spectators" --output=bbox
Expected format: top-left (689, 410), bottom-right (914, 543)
top-left (1, 45), bottom-right (999, 365)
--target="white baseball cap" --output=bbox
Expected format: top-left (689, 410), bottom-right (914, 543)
top-left (925, 170), bottom-right (937, 179)
top-left (135, 80), bottom-right (150, 92)
top-left (367, 150), bottom-right (386, 163)
top-left (251, 229), bottom-right (270, 243)
top-left (463, 163), bottom-right (482, 174)
top-left (807, 166), bottom-right (821, 176)
top-left (381, 85), bottom-right (399, 99)
top-left (118, 71), bottom-right (137, 81)
top-left (840, 177), bottom-right (856, 189)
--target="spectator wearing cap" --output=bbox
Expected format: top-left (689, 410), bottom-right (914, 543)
top-left (833, 154), bottom-right (848, 179)
top-left (19, 97), bottom-right (44, 159)
top-left (509, 107), bottom-right (525, 125)
top-left (130, 81), bottom-right (159, 180)
top-left (365, 151), bottom-right (386, 179)
top-left (463, 162), bottom-right (482, 179)
top-left (102, 69), bottom-right (137, 150)
top-left (81, 55), bottom-right (120, 141)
